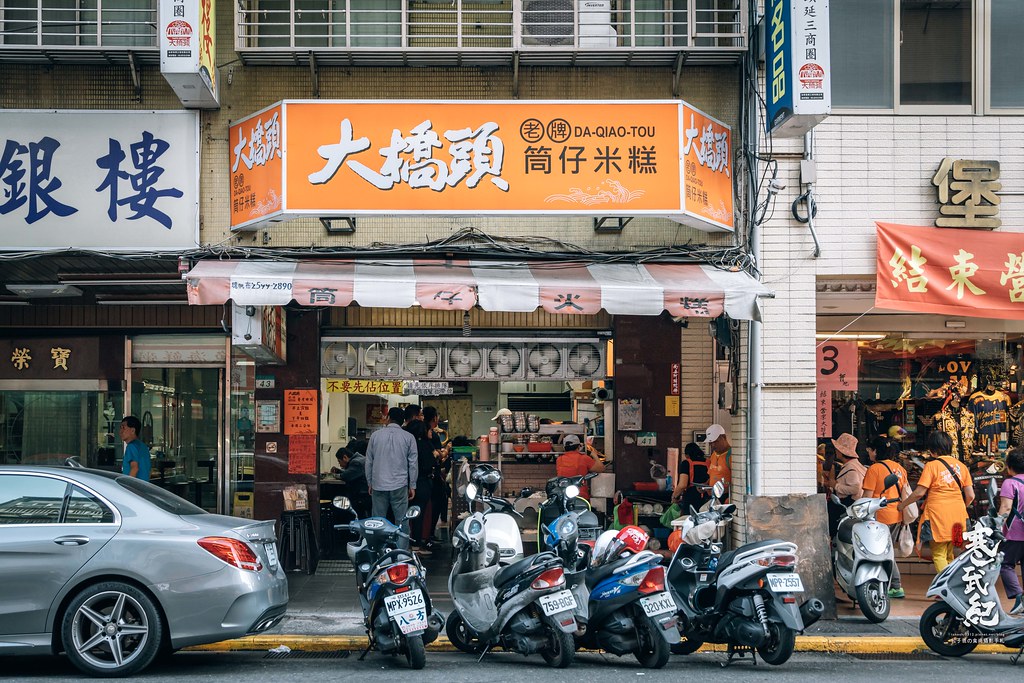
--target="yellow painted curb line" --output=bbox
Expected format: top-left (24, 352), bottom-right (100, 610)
top-left (187, 634), bottom-right (1015, 656)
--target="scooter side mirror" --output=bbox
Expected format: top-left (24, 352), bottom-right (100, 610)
top-left (466, 483), bottom-right (479, 501)
top-left (987, 478), bottom-right (999, 509)
top-left (882, 473), bottom-right (899, 490)
top-left (520, 487), bottom-right (533, 498)
top-left (332, 495), bottom-right (352, 510)
top-left (406, 505), bottom-right (421, 519)
top-left (712, 480), bottom-right (726, 500)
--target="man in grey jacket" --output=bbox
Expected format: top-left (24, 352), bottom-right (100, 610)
top-left (365, 406), bottom-right (419, 548)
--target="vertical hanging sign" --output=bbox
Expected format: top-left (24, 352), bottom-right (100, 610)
top-left (160, 0), bottom-right (219, 108)
top-left (765, 0), bottom-right (831, 137)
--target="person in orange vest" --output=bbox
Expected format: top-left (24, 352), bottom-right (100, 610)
top-left (556, 434), bottom-right (604, 499)
top-left (703, 424), bottom-right (731, 501)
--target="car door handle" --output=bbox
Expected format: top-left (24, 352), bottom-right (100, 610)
top-left (53, 535), bottom-right (90, 546)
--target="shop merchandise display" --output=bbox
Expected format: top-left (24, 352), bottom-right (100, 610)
top-left (970, 383), bottom-right (1011, 453)
top-left (932, 393), bottom-right (976, 460)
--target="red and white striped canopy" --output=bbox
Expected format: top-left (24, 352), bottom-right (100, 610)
top-left (185, 259), bottom-right (770, 321)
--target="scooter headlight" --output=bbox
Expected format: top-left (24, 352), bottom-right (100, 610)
top-left (565, 484), bottom-right (580, 499)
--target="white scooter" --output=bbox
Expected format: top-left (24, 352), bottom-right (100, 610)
top-left (445, 472), bottom-right (578, 668)
top-left (466, 464), bottom-right (526, 565)
top-left (831, 473), bottom-right (900, 622)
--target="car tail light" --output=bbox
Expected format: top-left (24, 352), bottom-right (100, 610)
top-left (638, 566), bottom-right (665, 595)
top-left (531, 567), bottom-right (565, 590)
top-left (198, 537), bottom-right (262, 572)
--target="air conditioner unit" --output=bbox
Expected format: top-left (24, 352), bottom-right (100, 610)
top-left (523, 0), bottom-right (617, 47)
top-left (360, 342), bottom-right (401, 378)
top-left (402, 342), bottom-right (443, 379)
top-left (485, 342), bottom-right (526, 380)
top-left (322, 341), bottom-right (360, 377)
top-left (444, 342), bottom-right (486, 379)
top-left (526, 342), bottom-right (565, 380)
top-left (565, 341), bottom-right (605, 379)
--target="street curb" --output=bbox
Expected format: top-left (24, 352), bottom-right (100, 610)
top-left (185, 634), bottom-right (1015, 656)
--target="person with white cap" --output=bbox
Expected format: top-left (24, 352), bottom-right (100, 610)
top-left (832, 432), bottom-right (867, 506)
top-left (556, 433), bottom-right (604, 499)
top-left (703, 424), bottom-right (731, 500)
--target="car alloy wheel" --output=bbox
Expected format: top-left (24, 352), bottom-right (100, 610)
top-left (62, 581), bottom-right (163, 677)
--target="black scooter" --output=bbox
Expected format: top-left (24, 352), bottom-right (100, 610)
top-left (666, 482), bottom-right (824, 666)
top-left (333, 497), bottom-right (443, 669)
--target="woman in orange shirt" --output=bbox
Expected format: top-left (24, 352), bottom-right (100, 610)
top-left (898, 431), bottom-right (975, 573)
top-left (862, 435), bottom-right (909, 598)
top-left (703, 423), bottom-right (731, 501)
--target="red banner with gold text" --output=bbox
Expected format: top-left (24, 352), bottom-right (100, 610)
top-left (875, 222), bottom-right (1024, 320)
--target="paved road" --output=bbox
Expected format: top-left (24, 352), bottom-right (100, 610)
top-left (2, 649), bottom-right (1022, 682)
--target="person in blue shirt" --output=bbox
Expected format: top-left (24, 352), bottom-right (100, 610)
top-left (120, 415), bottom-right (151, 479)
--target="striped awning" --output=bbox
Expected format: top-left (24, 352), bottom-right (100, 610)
top-left (185, 259), bottom-right (771, 321)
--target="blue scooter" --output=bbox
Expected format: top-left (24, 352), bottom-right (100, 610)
top-left (332, 497), bottom-right (444, 669)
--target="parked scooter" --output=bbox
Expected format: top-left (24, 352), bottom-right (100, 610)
top-left (576, 526), bottom-right (680, 668)
top-left (445, 471), bottom-right (578, 668)
top-left (538, 472), bottom-right (603, 552)
top-left (332, 497), bottom-right (443, 669)
top-left (538, 474), bottom-right (594, 632)
top-left (831, 473), bottom-right (901, 622)
top-left (666, 481), bottom-right (824, 666)
top-left (470, 463), bottom-right (527, 565)
top-left (920, 479), bottom-right (1024, 660)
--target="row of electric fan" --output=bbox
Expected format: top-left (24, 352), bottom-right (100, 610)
top-left (322, 340), bottom-right (605, 380)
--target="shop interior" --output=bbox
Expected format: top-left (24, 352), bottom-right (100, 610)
top-left (821, 332), bottom-right (1024, 514)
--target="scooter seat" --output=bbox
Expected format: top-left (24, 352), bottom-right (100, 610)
top-left (836, 517), bottom-right (856, 545)
top-left (715, 539), bottom-right (780, 579)
top-left (494, 551), bottom-right (557, 587)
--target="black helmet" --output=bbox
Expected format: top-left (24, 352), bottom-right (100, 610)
top-left (470, 464), bottom-right (502, 493)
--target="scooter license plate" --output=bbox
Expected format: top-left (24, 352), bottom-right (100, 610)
top-left (385, 589), bottom-right (425, 617)
top-left (539, 590), bottom-right (577, 616)
top-left (766, 573), bottom-right (804, 592)
top-left (639, 592), bottom-right (676, 617)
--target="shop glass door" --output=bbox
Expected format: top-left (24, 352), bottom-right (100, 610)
top-left (0, 389), bottom-right (123, 467)
top-left (131, 368), bottom-right (222, 511)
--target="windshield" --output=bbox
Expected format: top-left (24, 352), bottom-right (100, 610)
top-left (116, 475), bottom-right (207, 515)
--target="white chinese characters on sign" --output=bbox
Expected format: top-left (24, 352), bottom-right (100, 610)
top-left (308, 118), bottom-right (510, 192)
top-left (232, 111), bottom-right (282, 173)
top-left (682, 114), bottom-right (730, 177)
top-left (961, 523), bottom-right (999, 628)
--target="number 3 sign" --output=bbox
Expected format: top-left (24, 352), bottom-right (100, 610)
top-left (816, 341), bottom-right (858, 391)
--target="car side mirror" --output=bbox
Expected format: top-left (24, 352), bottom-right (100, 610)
top-left (332, 495), bottom-right (351, 510)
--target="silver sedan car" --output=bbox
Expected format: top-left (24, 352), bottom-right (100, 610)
top-left (0, 465), bottom-right (288, 677)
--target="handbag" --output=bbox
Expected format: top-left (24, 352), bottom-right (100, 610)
top-left (901, 482), bottom-right (920, 524)
top-left (893, 523), bottom-right (914, 558)
top-left (659, 503), bottom-right (682, 528)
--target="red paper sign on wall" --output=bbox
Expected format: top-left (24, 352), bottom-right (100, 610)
top-left (816, 341), bottom-right (858, 391)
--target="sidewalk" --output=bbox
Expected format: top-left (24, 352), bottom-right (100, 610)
top-left (188, 551), bottom-right (1018, 655)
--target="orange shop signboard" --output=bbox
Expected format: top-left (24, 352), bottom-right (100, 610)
top-left (228, 100), bottom-right (734, 233)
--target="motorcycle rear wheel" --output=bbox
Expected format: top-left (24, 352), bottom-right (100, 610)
top-left (540, 619), bottom-right (575, 669)
top-left (404, 635), bottom-right (426, 670)
top-left (633, 617), bottom-right (670, 669)
top-left (445, 612), bottom-right (483, 654)
top-left (856, 579), bottom-right (890, 623)
top-left (920, 602), bottom-right (978, 657)
top-left (756, 621), bottom-right (796, 666)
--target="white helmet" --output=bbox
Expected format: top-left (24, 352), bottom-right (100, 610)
top-left (591, 529), bottom-right (621, 567)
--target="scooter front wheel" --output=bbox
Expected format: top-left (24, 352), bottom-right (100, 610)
top-left (920, 602), bottom-right (978, 657)
top-left (445, 612), bottom-right (483, 654)
top-left (856, 580), bottom-right (890, 623)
